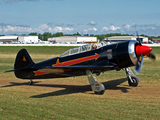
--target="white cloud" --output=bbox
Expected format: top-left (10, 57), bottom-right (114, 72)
top-left (35, 24), bottom-right (74, 33)
top-left (1, 22), bottom-right (160, 36)
top-left (123, 24), bottom-right (130, 30)
top-left (53, 26), bottom-right (63, 32)
top-left (0, 23), bottom-right (75, 34)
top-left (63, 27), bottom-right (74, 32)
top-left (88, 27), bottom-right (97, 31)
top-left (83, 29), bottom-right (88, 34)
top-left (110, 25), bottom-right (121, 31)
top-left (101, 27), bottom-right (109, 32)
top-left (83, 27), bottom-right (97, 34)
top-left (87, 21), bottom-right (97, 26)
top-left (1, 25), bottom-right (33, 34)
top-left (38, 24), bottom-right (50, 30)
top-left (101, 25), bottom-right (121, 33)
top-left (52, 27), bottom-right (74, 33)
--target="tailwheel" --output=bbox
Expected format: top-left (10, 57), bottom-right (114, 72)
top-left (128, 75), bottom-right (140, 87)
top-left (28, 80), bottom-right (33, 85)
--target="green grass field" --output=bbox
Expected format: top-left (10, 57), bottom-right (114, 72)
top-left (0, 46), bottom-right (160, 120)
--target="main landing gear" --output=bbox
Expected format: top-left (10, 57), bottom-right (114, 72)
top-left (125, 67), bottom-right (140, 87)
top-left (86, 70), bottom-right (105, 95)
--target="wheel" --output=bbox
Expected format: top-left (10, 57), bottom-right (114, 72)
top-left (128, 75), bottom-right (140, 87)
top-left (28, 80), bottom-right (33, 85)
top-left (94, 90), bottom-right (105, 95)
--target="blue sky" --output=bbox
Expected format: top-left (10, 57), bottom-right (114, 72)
top-left (0, 0), bottom-right (160, 36)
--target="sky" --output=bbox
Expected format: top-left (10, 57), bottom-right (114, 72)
top-left (0, 0), bottom-right (160, 36)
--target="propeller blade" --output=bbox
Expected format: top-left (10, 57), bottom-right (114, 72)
top-left (147, 52), bottom-right (156, 61)
top-left (136, 31), bottom-right (142, 45)
top-left (134, 54), bottom-right (144, 74)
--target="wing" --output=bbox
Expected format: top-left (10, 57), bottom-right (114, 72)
top-left (37, 64), bottom-right (117, 74)
top-left (43, 65), bottom-right (116, 69)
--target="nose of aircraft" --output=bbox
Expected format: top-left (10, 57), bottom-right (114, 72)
top-left (136, 45), bottom-right (152, 57)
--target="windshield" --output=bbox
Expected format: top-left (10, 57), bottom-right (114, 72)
top-left (97, 41), bottom-right (107, 48)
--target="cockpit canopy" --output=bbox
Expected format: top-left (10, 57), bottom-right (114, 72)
top-left (59, 41), bottom-right (107, 57)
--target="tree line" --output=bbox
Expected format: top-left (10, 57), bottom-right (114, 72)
top-left (1, 32), bottom-right (159, 41)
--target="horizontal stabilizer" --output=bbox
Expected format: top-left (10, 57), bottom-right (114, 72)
top-left (4, 66), bottom-right (34, 73)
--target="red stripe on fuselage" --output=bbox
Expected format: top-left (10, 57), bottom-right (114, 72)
top-left (52, 53), bottom-right (100, 67)
top-left (33, 71), bottom-right (49, 76)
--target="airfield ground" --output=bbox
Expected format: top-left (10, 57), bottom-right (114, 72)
top-left (0, 46), bottom-right (160, 120)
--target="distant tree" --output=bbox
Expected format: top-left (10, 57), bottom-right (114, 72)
top-left (53, 32), bottom-right (63, 37)
top-left (72, 32), bottom-right (81, 36)
top-left (42, 32), bottom-right (52, 41)
top-left (149, 36), bottom-right (155, 41)
top-left (12, 34), bottom-right (18, 36)
top-left (84, 34), bottom-right (89, 36)
top-left (95, 35), bottom-right (105, 41)
top-left (121, 34), bottom-right (130, 36)
top-left (29, 32), bottom-right (38, 36)
top-left (90, 34), bottom-right (94, 37)
top-left (38, 33), bottom-right (43, 40)
top-left (64, 34), bottom-right (72, 36)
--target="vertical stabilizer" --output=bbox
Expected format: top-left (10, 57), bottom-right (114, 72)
top-left (14, 49), bottom-right (35, 79)
top-left (14, 49), bottom-right (34, 69)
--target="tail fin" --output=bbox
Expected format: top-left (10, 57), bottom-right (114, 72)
top-left (14, 49), bottom-right (35, 79)
top-left (14, 49), bottom-right (34, 70)
top-left (4, 49), bottom-right (35, 79)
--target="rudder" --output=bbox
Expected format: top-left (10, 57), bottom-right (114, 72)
top-left (14, 49), bottom-right (34, 70)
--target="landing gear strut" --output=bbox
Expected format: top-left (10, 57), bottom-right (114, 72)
top-left (86, 70), bottom-right (105, 95)
top-left (28, 79), bottom-right (33, 85)
top-left (125, 67), bottom-right (140, 87)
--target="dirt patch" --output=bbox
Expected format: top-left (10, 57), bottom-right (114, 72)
top-left (1, 77), bottom-right (160, 101)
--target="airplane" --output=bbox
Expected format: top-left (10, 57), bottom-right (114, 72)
top-left (5, 38), bottom-right (156, 95)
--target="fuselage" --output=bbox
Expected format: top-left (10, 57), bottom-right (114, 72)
top-left (14, 40), bottom-right (139, 79)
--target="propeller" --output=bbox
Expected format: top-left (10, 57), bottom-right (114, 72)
top-left (134, 31), bottom-right (144, 74)
top-left (136, 31), bottom-right (142, 45)
top-left (134, 54), bottom-right (144, 74)
top-left (134, 31), bottom-right (155, 74)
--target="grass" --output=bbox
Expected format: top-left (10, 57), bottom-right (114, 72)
top-left (0, 46), bottom-right (160, 120)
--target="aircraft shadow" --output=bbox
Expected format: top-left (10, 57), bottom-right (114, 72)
top-left (30, 78), bottom-right (129, 98)
top-left (1, 81), bottom-right (41, 88)
top-left (1, 78), bottom-right (129, 98)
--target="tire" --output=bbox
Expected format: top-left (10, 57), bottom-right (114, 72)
top-left (128, 75), bottom-right (140, 87)
top-left (94, 90), bottom-right (105, 95)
